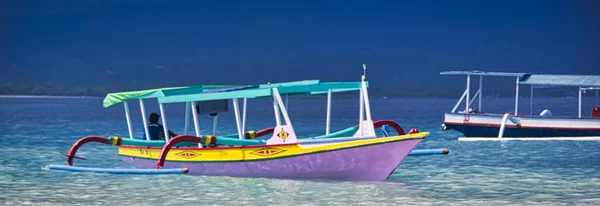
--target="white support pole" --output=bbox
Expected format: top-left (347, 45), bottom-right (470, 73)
top-left (273, 88), bottom-right (293, 127)
top-left (285, 93), bottom-right (289, 110)
top-left (358, 83), bottom-right (364, 136)
top-left (190, 102), bottom-right (202, 148)
top-left (468, 89), bottom-right (481, 108)
top-left (362, 81), bottom-right (373, 121)
top-left (139, 99), bottom-right (150, 141)
top-left (190, 102), bottom-right (200, 137)
top-left (578, 87), bottom-right (582, 118)
top-left (233, 98), bottom-right (244, 139)
top-left (123, 101), bottom-right (134, 139)
top-left (478, 75), bottom-right (483, 112)
top-left (159, 103), bottom-right (170, 141)
top-left (273, 94), bottom-right (282, 126)
top-left (465, 75), bottom-right (470, 113)
top-left (184, 102), bottom-right (190, 135)
top-left (242, 98), bottom-right (247, 135)
top-left (212, 115), bottom-right (218, 136)
top-left (530, 86), bottom-right (534, 116)
top-left (359, 82), bottom-right (364, 121)
top-left (514, 77), bottom-right (519, 115)
top-left (452, 89), bottom-right (468, 113)
top-left (325, 89), bottom-right (332, 135)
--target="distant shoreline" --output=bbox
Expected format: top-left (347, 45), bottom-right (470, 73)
top-left (0, 95), bottom-right (100, 98)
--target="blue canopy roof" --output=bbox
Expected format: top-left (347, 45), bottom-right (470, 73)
top-left (519, 74), bottom-right (600, 87)
top-left (158, 80), bottom-right (365, 104)
top-left (102, 80), bottom-right (365, 107)
top-left (440, 71), bottom-right (528, 77)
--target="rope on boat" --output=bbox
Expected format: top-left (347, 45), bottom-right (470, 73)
top-left (47, 165), bottom-right (188, 174)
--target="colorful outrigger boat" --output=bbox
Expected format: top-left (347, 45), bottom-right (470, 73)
top-left (440, 71), bottom-right (600, 140)
top-left (53, 66), bottom-right (432, 181)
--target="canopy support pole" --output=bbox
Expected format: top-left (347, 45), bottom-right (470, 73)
top-left (212, 115), bottom-right (218, 136)
top-left (465, 75), bottom-right (470, 113)
top-left (123, 101), bottom-right (134, 139)
top-left (184, 102), bottom-right (190, 135)
top-left (273, 92), bottom-right (282, 126)
top-left (190, 102), bottom-right (202, 148)
top-left (273, 88), bottom-right (293, 127)
top-left (514, 77), bottom-right (520, 115)
top-left (468, 89), bottom-right (480, 109)
top-left (326, 89), bottom-right (332, 135)
top-left (242, 98), bottom-right (247, 135)
top-left (478, 75), bottom-right (483, 112)
top-left (578, 87), bottom-right (582, 118)
top-left (233, 98), bottom-right (243, 139)
top-left (452, 89), bottom-right (468, 113)
top-left (139, 99), bottom-right (150, 141)
top-left (159, 103), bottom-right (170, 141)
top-left (530, 86), bottom-right (534, 116)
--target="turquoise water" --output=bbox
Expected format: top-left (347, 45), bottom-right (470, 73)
top-left (1, 96), bottom-right (599, 205)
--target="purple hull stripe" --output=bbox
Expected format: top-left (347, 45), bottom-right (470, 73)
top-left (121, 139), bottom-right (422, 181)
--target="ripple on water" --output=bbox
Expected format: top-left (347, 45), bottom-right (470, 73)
top-left (1, 97), bottom-right (600, 205)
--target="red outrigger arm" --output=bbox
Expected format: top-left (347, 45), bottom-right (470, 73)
top-left (156, 135), bottom-right (203, 169)
top-left (64, 136), bottom-right (122, 166)
top-left (370, 120), bottom-right (406, 135)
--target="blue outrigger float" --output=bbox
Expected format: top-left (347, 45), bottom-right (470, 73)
top-left (440, 71), bottom-right (600, 140)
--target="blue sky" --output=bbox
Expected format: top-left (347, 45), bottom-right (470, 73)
top-left (1, 0), bottom-right (598, 94)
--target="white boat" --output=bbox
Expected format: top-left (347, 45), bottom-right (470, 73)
top-left (440, 71), bottom-right (600, 139)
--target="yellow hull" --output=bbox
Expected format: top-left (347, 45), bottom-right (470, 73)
top-left (119, 132), bottom-right (428, 162)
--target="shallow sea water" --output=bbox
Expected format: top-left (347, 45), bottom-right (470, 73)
top-left (0, 96), bottom-right (599, 205)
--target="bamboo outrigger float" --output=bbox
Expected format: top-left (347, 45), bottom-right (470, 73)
top-left (50, 65), bottom-right (436, 181)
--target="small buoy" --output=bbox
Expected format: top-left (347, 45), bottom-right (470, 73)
top-left (442, 148), bottom-right (450, 154)
top-left (182, 168), bottom-right (189, 173)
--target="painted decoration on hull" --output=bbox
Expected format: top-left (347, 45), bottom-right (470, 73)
top-left (175, 150), bottom-right (202, 159)
top-left (250, 148), bottom-right (286, 157)
top-left (267, 125), bottom-right (298, 145)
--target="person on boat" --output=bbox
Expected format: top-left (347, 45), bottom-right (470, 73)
top-left (143, 113), bottom-right (177, 140)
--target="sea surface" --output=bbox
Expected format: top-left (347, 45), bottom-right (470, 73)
top-left (1, 96), bottom-right (599, 205)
